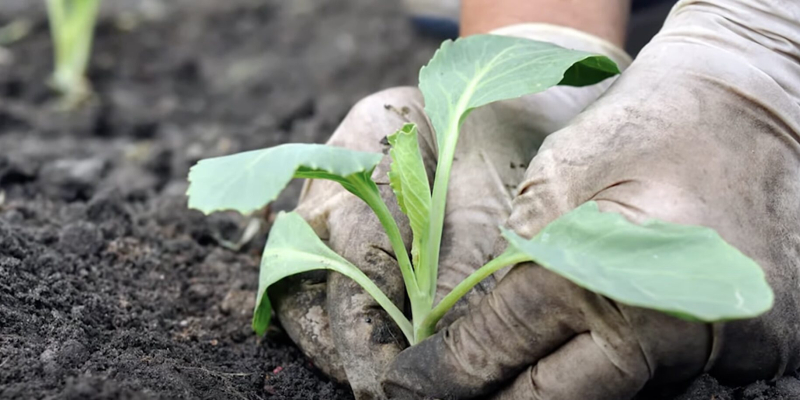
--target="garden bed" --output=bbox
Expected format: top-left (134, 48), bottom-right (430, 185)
top-left (0, 1), bottom-right (797, 399)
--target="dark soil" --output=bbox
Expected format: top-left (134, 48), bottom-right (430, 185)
top-left (0, 1), bottom-right (434, 399)
top-left (0, 1), bottom-right (797, 399)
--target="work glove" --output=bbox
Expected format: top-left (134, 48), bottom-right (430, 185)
top-left (382, 1), bottom-right (800, 399)
top-left (270, 27), bottom-right (631, 399)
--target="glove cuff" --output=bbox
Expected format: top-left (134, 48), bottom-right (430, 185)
top-left (490, 23), bottom-right (633, 71)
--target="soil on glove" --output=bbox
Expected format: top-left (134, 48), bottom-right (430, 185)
top-left (0, 1), bottom-right (797, 399)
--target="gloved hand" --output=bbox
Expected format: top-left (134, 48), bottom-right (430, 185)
top-left (382, 1), bottom-right (800, 399)
top-left (270, 27), bottom-right (631, 399)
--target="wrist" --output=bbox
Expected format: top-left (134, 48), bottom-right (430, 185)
top-left (461, 0), bottom-right (632, 48)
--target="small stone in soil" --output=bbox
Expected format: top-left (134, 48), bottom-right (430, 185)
top-left (59, 221), bottom-right (104, 256)
top-left (40, 158), bottom-right (108, 201)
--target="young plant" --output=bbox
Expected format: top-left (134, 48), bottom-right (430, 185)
top-left (187, 35), bottom-right (773, 345)
top-left (46, 0), bottom-right (101, 105)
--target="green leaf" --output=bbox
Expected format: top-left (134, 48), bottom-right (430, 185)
top-left (419, 35), bottom-right (621, 303)
top-left (387, 123), bottom-right (431, 269)
top-left (187, 144), bottom-right (383, 215)
top-left (187, 142), bottom-right (419, 309)
top-left (253, 211), bottom-right (413, 341)
top-left (419, 34), bottom-right (620, 147)
top-left (502, 202), bottom-right (774, 322)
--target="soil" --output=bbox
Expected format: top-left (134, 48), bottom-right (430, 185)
top-left (0, 1), bottom-right (797, 399)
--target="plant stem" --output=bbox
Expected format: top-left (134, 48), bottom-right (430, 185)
top-left (324, 252), bottom-right (415, 343)
top-left (422, 69), bottom-right (489, 301)
top-left (47, 0), bottom-right (100, 104)
top-left (415, 249), bottom-right (530, 341)
top-left (357, 179), bottom-right (422, 304)
top-left (420, 133), bottom-right (456, 300)
top-left (415, 88), bottom-right (476, 341)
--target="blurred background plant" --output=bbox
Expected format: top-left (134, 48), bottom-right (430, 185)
top-left (46, 0), bottom-right (100, 108)
top-left (2, 1), bottom-right (793, 400)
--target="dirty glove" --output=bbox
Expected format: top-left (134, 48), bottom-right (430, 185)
top-left (270, 27), bottom-right (630, 399)
top-left (382, 1), bottom-right (800, 399)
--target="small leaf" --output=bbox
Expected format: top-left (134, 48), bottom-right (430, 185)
top-left (388, 123), bottom-right (431, 268)
top-left (419, 34), bottom-right (620, 147)
top-left (187, 144), bottom-right (383, 215)
top-left (253, 212), bottom-right (413, 341)
top-left (502, 202), bottom-right (774, 322)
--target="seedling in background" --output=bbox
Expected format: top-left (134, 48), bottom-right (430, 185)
top-left (46, 0), bottom-right (101, 106)
top-left (187, 35), bottom-right (773, 345)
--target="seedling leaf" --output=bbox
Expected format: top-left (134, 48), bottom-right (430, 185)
top-left (187, 144), bottom-right (383, 215)
top-left (501, 202), bottom-right (774, 322)
top-left (418, 35), bottom-right (621, 302)
top-left (388, 123), bottom-right (431, 269)
top-left (253, 211), bottom-right (413, 341)
top-left (419, 34), bottom-right (620, 148)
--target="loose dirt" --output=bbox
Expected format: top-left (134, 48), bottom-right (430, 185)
top-left (0, 1), bottom-right (796, 399)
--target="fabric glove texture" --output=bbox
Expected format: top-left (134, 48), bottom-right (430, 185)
top-left (382, 0), bottom-right (800, 399)
top-left (272, 25), bottom-right (631, 400)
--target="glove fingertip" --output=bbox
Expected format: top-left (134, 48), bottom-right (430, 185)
top-left (382, 330), bottom-right (466, 399)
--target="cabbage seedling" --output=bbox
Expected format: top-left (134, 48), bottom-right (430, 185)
top-left (187, 35), bottom-right (773, 345)
top-left (46, 0), bottom-right (101, 105)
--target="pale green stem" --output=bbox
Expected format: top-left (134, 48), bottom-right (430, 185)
top-left (354, 181), bottom-right (433, 338)
top-left (363, 182), bottom-right (419, 291)
top-left (414, 107), bottom-right (466, 341)
top-left (329, 255), bottom-right (415, 343)
top-left (46, 0), bottom-right (66, 72)
top-left (415, 249), bottom-right (531, 341)
top-left (422, 63), bottom-right (494, 301)
top-left (46, 0), bottom-right (100, 102)
top-left (420, 132), bottom-right (457, 300)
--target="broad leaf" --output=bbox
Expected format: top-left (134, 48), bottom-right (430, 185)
top-left (502, 202), bottom-right (774, 322)
top-left (253, 211), bottom-right (413, 342)
top-left (187, 144), bottom-right (383, 215)
top-left (417, 35), bottom-right (620, 302)
top-left (419, 34), bottom-right (620, 147)
top-left (388, 123), bottom-right (431, 268)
